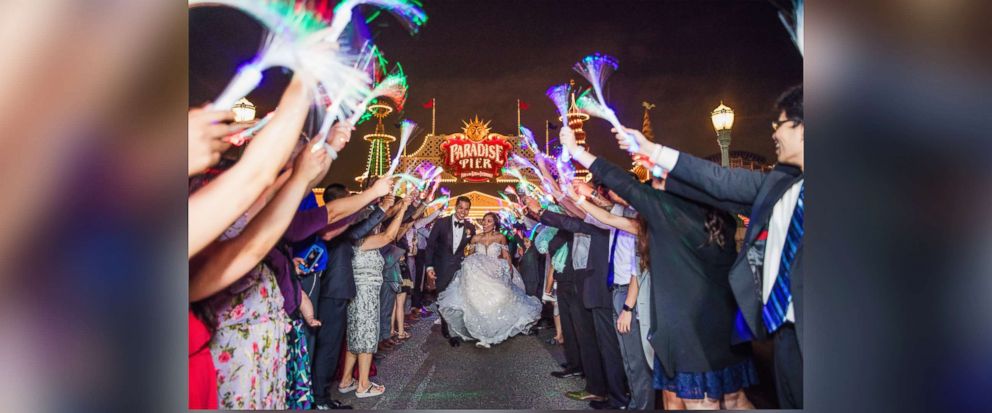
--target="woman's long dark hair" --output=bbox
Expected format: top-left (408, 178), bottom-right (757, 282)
top-left (703, 208), bottom-right (731, 249)
top-left (637, 214), bottom-right (650, 274)
top-left (635, 203), bottom-right (732, 275)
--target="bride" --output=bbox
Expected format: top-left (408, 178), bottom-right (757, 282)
top-left (437, 212), bottom-right (542, 348)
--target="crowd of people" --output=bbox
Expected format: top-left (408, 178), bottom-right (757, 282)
top-left (188, 79), bottom-right (804, 410)
top-left (509, 84), bottom-right (805, 410)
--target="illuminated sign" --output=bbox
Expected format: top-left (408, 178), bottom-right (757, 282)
top-left (440, 116), bottom-right (513, 183)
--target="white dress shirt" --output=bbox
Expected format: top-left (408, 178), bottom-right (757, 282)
top-left (451, 216), bottom-right (466, 254)
top-left (608, 204), bottom-right (638, 286)
top-left (762, 179), bottom-right (803, 323)
top-left (426, 215), bottom-right (467, 273)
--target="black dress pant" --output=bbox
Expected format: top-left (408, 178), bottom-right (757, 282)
top-left (592, 306), bottom-right (630, 407)
top-left (558, 280), bottom-right (606, 396)
top-left (410, 250), bottom-right (427, 308)
top-left (773, 323), bottom-right (803, 408)
top-left (556, 280), bottom-right (582, 371)
top-left (312, 297), bottom-right (348, 404)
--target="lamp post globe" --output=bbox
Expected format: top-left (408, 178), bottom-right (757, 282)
top-left (711, 102), bottom-right (734, 167)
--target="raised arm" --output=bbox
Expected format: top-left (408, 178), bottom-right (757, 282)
top-left (190, 140), bottom-right (331, 302)
top-left (396, 221), bottom-right (416, 242)
top-left (526, 196), bottom-right (608, 237)
top-left (573, 196), bottom-right (640, 235)
top-left (558, 195), bottom-right (587, 219)
top-left (240, 169), bottom-right (293, 225)
top-left (414, 206), bottom-right (442, 229)
top-left (188, 76), bottom-right (311, 257)
top-left (663, 174), bottom-right (753, 217)
top-left (324, 175), bottom-right (393, 226)
top-left (359, 197), bottom-right (412, 251)
top-left (612, 127), bottom-right (766, 205)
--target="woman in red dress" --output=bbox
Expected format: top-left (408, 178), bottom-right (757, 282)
top-left (189, 309), bottom-right (218, 409)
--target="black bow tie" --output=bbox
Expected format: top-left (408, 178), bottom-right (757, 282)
top-left (454, 221), bottom-right (464, 228)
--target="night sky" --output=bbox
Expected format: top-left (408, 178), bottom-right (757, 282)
top-left (190, 0), bottom-right (802, 192)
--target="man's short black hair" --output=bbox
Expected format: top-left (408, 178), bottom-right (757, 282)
top-left (322, 183), bottom-right (349, 203)
top-left (455, 195), bottom-right (471, 206)
top-left (775, 84), bottom-right (803, 123)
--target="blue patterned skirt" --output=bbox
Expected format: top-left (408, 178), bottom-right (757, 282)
top-left (285, 319), bottom-right (314, 409)
top-left (654, 357), bottom-right (759, 400)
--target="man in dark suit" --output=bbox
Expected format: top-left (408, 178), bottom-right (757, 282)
top-left (311, 184), bottom-right (389, 410)
top-left (424, 196), bottom-right (476, 347)
top-left (528, 197), bottom-right (630, 410)
top-left (616, 85), bottom-right (805, 408)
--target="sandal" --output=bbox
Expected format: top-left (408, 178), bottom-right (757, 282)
top-left (337, 379), bottom-right (357, 394)
top-left (355, 382), bottom-right (385, 398)
top-left (397, 331), bottom-right (411, 340)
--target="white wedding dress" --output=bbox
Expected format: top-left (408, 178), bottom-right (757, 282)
top-left (437, 242), bottom-right (542, 346)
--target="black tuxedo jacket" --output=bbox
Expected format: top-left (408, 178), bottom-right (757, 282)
top-left (539, 211), bottom-right (612, 310)
top-left (424, 215), bottom-right (476, 292)
top-left (666, 153), bottom-right (805, 353)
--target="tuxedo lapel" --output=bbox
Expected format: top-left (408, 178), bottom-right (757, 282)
top-left (443, 216), bottom-right (455, 253)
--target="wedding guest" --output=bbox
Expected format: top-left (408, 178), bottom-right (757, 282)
top-left (570, 180), bottom-right (654, 410)
top-left (562, 127), bottom-right (758, 409)
top-left (196, 139), bottom-right (330, 409)
top-left (617, 85), bottom-right (804, 408)
top-left (394, 202), bottom-right (438, 337)
top-left (377, 240), bottom-right (405, 352)
top-left (311, 182), bottom-right (394, 410)
top-left (527, 197), bottom-right (629, 410)
top-left (518, 236), bottom-right (544, 298)
top-left (338, 195), bottom-right (411, 399)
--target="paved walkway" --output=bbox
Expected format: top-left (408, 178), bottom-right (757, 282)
top-left (335, 312), bottom-right (591, 410)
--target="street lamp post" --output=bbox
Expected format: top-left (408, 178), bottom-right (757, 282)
top-left (711, 102), bottom-right (734, 167)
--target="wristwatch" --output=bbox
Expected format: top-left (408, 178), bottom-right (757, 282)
top-left (622, 304), bottom-right (635, 312)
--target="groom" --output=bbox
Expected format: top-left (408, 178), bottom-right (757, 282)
top-left (424, 195), bottom-right (476, 347)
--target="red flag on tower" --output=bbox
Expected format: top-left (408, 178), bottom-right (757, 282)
top-left (422, 99), bottom-right (434, 109)
top-left (518, 100), bottom-right (529, 110)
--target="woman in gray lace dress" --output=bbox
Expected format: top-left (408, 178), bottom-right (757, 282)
top-left (338, 195), bottom-right (412, 399)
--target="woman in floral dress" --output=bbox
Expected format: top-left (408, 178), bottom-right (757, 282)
top-left (208, 263), bottom-right (291, 409)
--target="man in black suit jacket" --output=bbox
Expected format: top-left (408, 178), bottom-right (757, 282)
top-left (529, 198), bottom-right (629, 409)
top-left (312, 186), bottom-right (389, 409)
top-left (616, 85), bottom-right (805, 408)
top-left (424, 196), bottom-right (476, 347)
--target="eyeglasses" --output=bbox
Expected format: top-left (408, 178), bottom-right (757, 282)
top-left (772, 119), bottom-right (800, 131)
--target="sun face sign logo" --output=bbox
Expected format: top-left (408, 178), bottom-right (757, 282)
top-left (441, 116), bottom-right (513, 183)
top-left (462, 115), bottom-right (492, 142)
